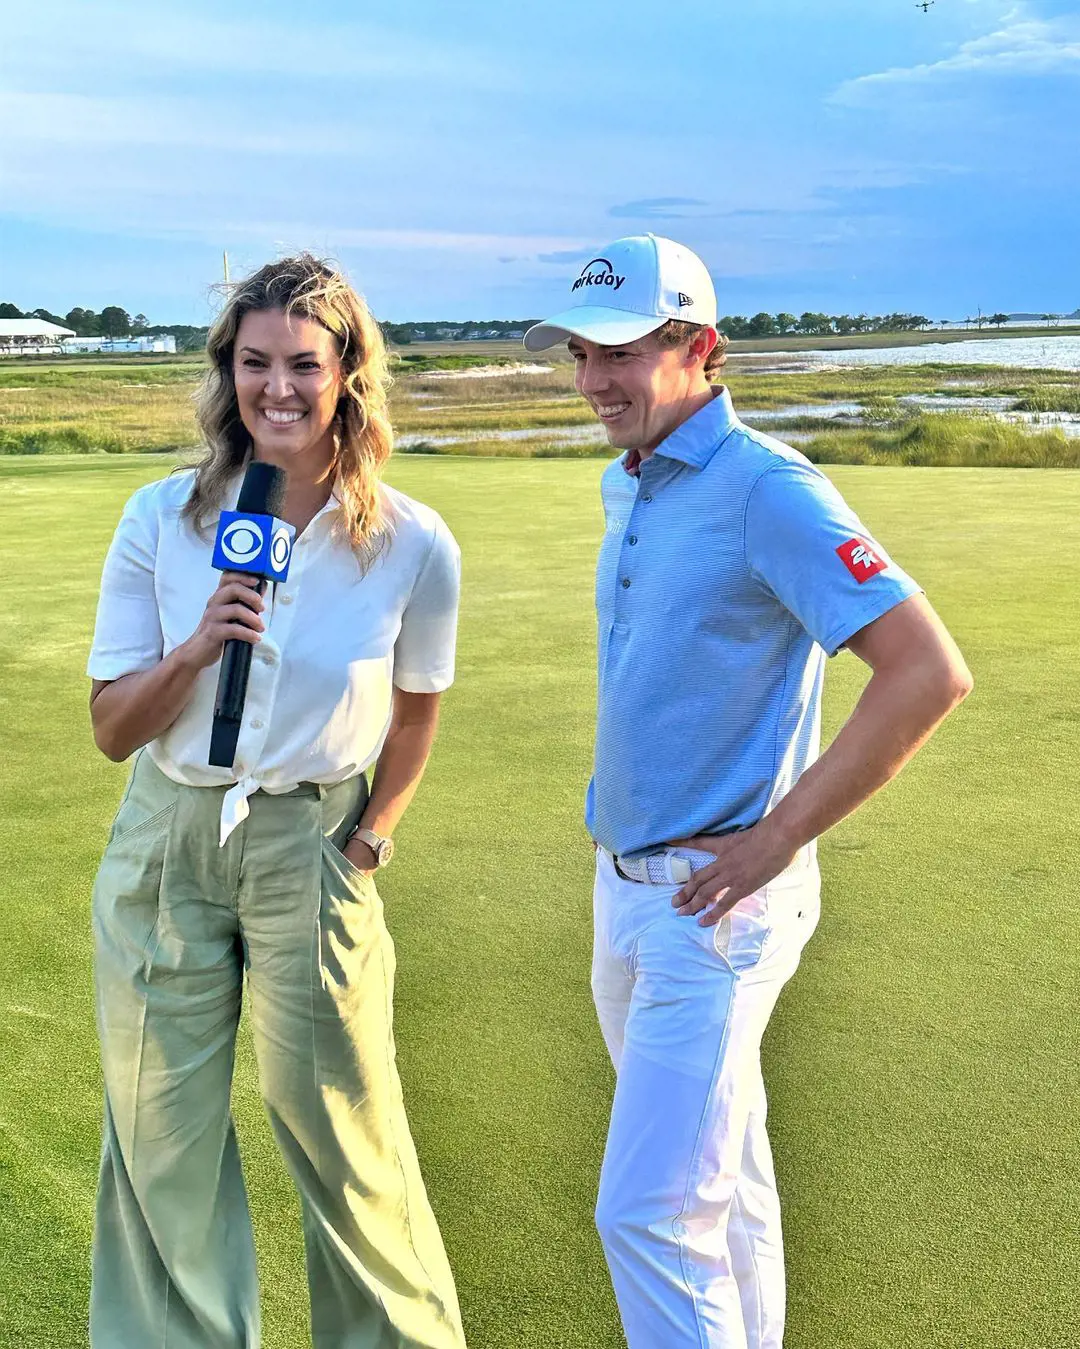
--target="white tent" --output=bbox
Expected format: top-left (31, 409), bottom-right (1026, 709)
top-left (0, 319), bottom-right (75, 339)
top-left (0, 319), bottom-right (76, 355)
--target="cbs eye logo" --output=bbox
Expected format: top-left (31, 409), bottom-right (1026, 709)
top-left (220, 518), bottom-right (265, 566)
top-left (270, 525), bottom-right (292, 574)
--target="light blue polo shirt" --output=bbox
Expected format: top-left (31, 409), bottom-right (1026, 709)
top-left (587, 386), bottom-right (920, 858)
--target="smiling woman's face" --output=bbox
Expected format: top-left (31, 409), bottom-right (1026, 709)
top-left (233, 308), bottom-right (343, 473)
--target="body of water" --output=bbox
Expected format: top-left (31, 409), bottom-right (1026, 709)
top-left (740, 336), bottom-right (1080, 371)
top-left (745, 395), bottom-right (1080, 439)
top-left (743, 403), bottom-right (864, 423)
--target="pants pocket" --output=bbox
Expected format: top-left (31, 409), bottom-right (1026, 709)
top-left (107, 753), bottom-right (179, 845)
top-left (714, 888), bottom-right (771, 972)
top-left (321, 833), bottom-right (378, 900)
top-left (93, 796), bottom-right (176, 985)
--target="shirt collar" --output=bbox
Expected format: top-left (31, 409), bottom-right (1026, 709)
top-left (621, 385), bottom-right (739, 477)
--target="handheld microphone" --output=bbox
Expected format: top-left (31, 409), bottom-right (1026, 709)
top-left (208, 461), bottom-right (294, 768)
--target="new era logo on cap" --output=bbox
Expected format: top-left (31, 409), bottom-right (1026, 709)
top-left (836, 537), bottom-right (888, 583)
top-left (523, 234), bottom-right (718, 351)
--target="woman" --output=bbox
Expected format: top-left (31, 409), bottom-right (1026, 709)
top-left (86, 255), bottom-right (466, 1348)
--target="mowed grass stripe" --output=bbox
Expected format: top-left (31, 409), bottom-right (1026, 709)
top-left (0, 456), bottom-right (1077, 1348)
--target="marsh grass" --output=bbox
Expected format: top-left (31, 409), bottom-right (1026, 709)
top-left (391, 352), bottom-right (525, 376)
top-left (1012, 387), bottom-right (1080, 414)
top-left (399, 437), bottom-right (605, 459)
top-left (393, 399), bottom-right (594, 435)
top-left (721, 362), bottom-right (1075, 410)
top-left (0, 363), bottom-right (203, 389)
top-left (0, 366), bottom-right (203, 454)
top-left (402, 370), bottom-right (568, 404)
top-left (1, 353), bottom-right (1078, 466)
top-left (803, 412), bottom-right (1080, 468)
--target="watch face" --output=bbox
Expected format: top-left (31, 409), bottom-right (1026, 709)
top-left (376, 837), bottom-right (395, 866)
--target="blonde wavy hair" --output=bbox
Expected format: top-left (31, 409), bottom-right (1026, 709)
top-left (184, 253), bottom-right (393, 555)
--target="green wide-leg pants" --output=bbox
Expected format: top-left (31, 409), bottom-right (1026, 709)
top-left (90, 751), bottom-right (465, 1349)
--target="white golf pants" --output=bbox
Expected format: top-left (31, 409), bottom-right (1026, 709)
top-left (591, 846), bottom-right (820, 1349)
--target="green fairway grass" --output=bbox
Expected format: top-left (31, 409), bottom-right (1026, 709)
top-left (1, 455), bottom-right (1077, 1348)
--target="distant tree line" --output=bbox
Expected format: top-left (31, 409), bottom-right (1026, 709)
top-left (382, 312), bottom-right (940, 344)
top-left (4, 297), bottom-right (1075, 356)
top-left (0, 304), bottom-right (531, 351)
top-left (717, 312), bottom-right (934, 339)
top-left (380, 319), bottom-right (534, 345)
top-left (0, 301), bottom-right (208, 351)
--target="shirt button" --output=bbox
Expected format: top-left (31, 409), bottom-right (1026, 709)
top-left (260, 651), bottom-right (276, 665)
top-left (628, 535), bottom-right (638, 546)
top-left (251, 718), bottom-right (264, 730)
top-left (641, 494), bottom-right (653, 503)
top-left (280, 593), bottom-right (294, 605)
top-left (621, 577), bottom-right (631, 589)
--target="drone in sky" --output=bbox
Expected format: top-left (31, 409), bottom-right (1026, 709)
top-left (916, 0), bottom-right (935, 10)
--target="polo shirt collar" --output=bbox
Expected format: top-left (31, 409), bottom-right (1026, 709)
top-left (622, 385), bottom-right (739, 476)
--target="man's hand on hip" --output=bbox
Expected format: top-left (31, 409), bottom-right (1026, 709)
top-left (670, 822), bottom-right (798, 926)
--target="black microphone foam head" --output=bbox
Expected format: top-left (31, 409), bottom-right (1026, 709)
top-left (236, 461), bottom-right (287, 517)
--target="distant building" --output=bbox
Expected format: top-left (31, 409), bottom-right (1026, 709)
top-left (0, 322), bottom-right (177, 357)
top-left (64, 335), bottom-right (178, 354)
top-left (0, 319), bottom-right (76, 355)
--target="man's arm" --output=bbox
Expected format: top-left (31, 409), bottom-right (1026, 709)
top-left (672, 593), bottom-right (973, 922)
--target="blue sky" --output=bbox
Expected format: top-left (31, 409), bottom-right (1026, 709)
top-left (1, 0), bottom-right (1077, 323)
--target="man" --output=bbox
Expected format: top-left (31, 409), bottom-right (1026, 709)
top-left (523, 235), bottom-right (972, 1349)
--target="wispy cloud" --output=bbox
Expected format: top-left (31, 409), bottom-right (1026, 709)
top-left (608, 197), bottom-right (710, 219)
top-left (536, 248), bottom-right (596, 264)
top-left (832, 16), bottom-right (1080, 105)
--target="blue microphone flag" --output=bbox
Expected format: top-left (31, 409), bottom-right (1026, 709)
top-left (211, 511), bottom-right (295, 582)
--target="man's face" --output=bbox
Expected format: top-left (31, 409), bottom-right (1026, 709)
top-left (568, 332), bottom-right (706, 453)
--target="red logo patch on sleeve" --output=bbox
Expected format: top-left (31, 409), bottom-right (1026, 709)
top-left (836, 537), bottom-right (887, 583)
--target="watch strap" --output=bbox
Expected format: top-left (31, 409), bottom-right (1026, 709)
top-left (351, 827), bottom-right (393, 866)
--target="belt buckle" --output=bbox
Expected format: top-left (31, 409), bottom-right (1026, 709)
top-left (668, 855), bottom-right (693, 884)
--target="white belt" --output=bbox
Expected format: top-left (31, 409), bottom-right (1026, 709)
top-left (610, 846), bottom-right (718, 886)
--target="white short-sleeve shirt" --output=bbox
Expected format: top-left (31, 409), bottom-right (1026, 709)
top-left (88, 469), bottom-right (461, 843)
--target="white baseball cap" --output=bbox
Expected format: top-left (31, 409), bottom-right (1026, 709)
top-left (524, 234), bottom-right (717, 351)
